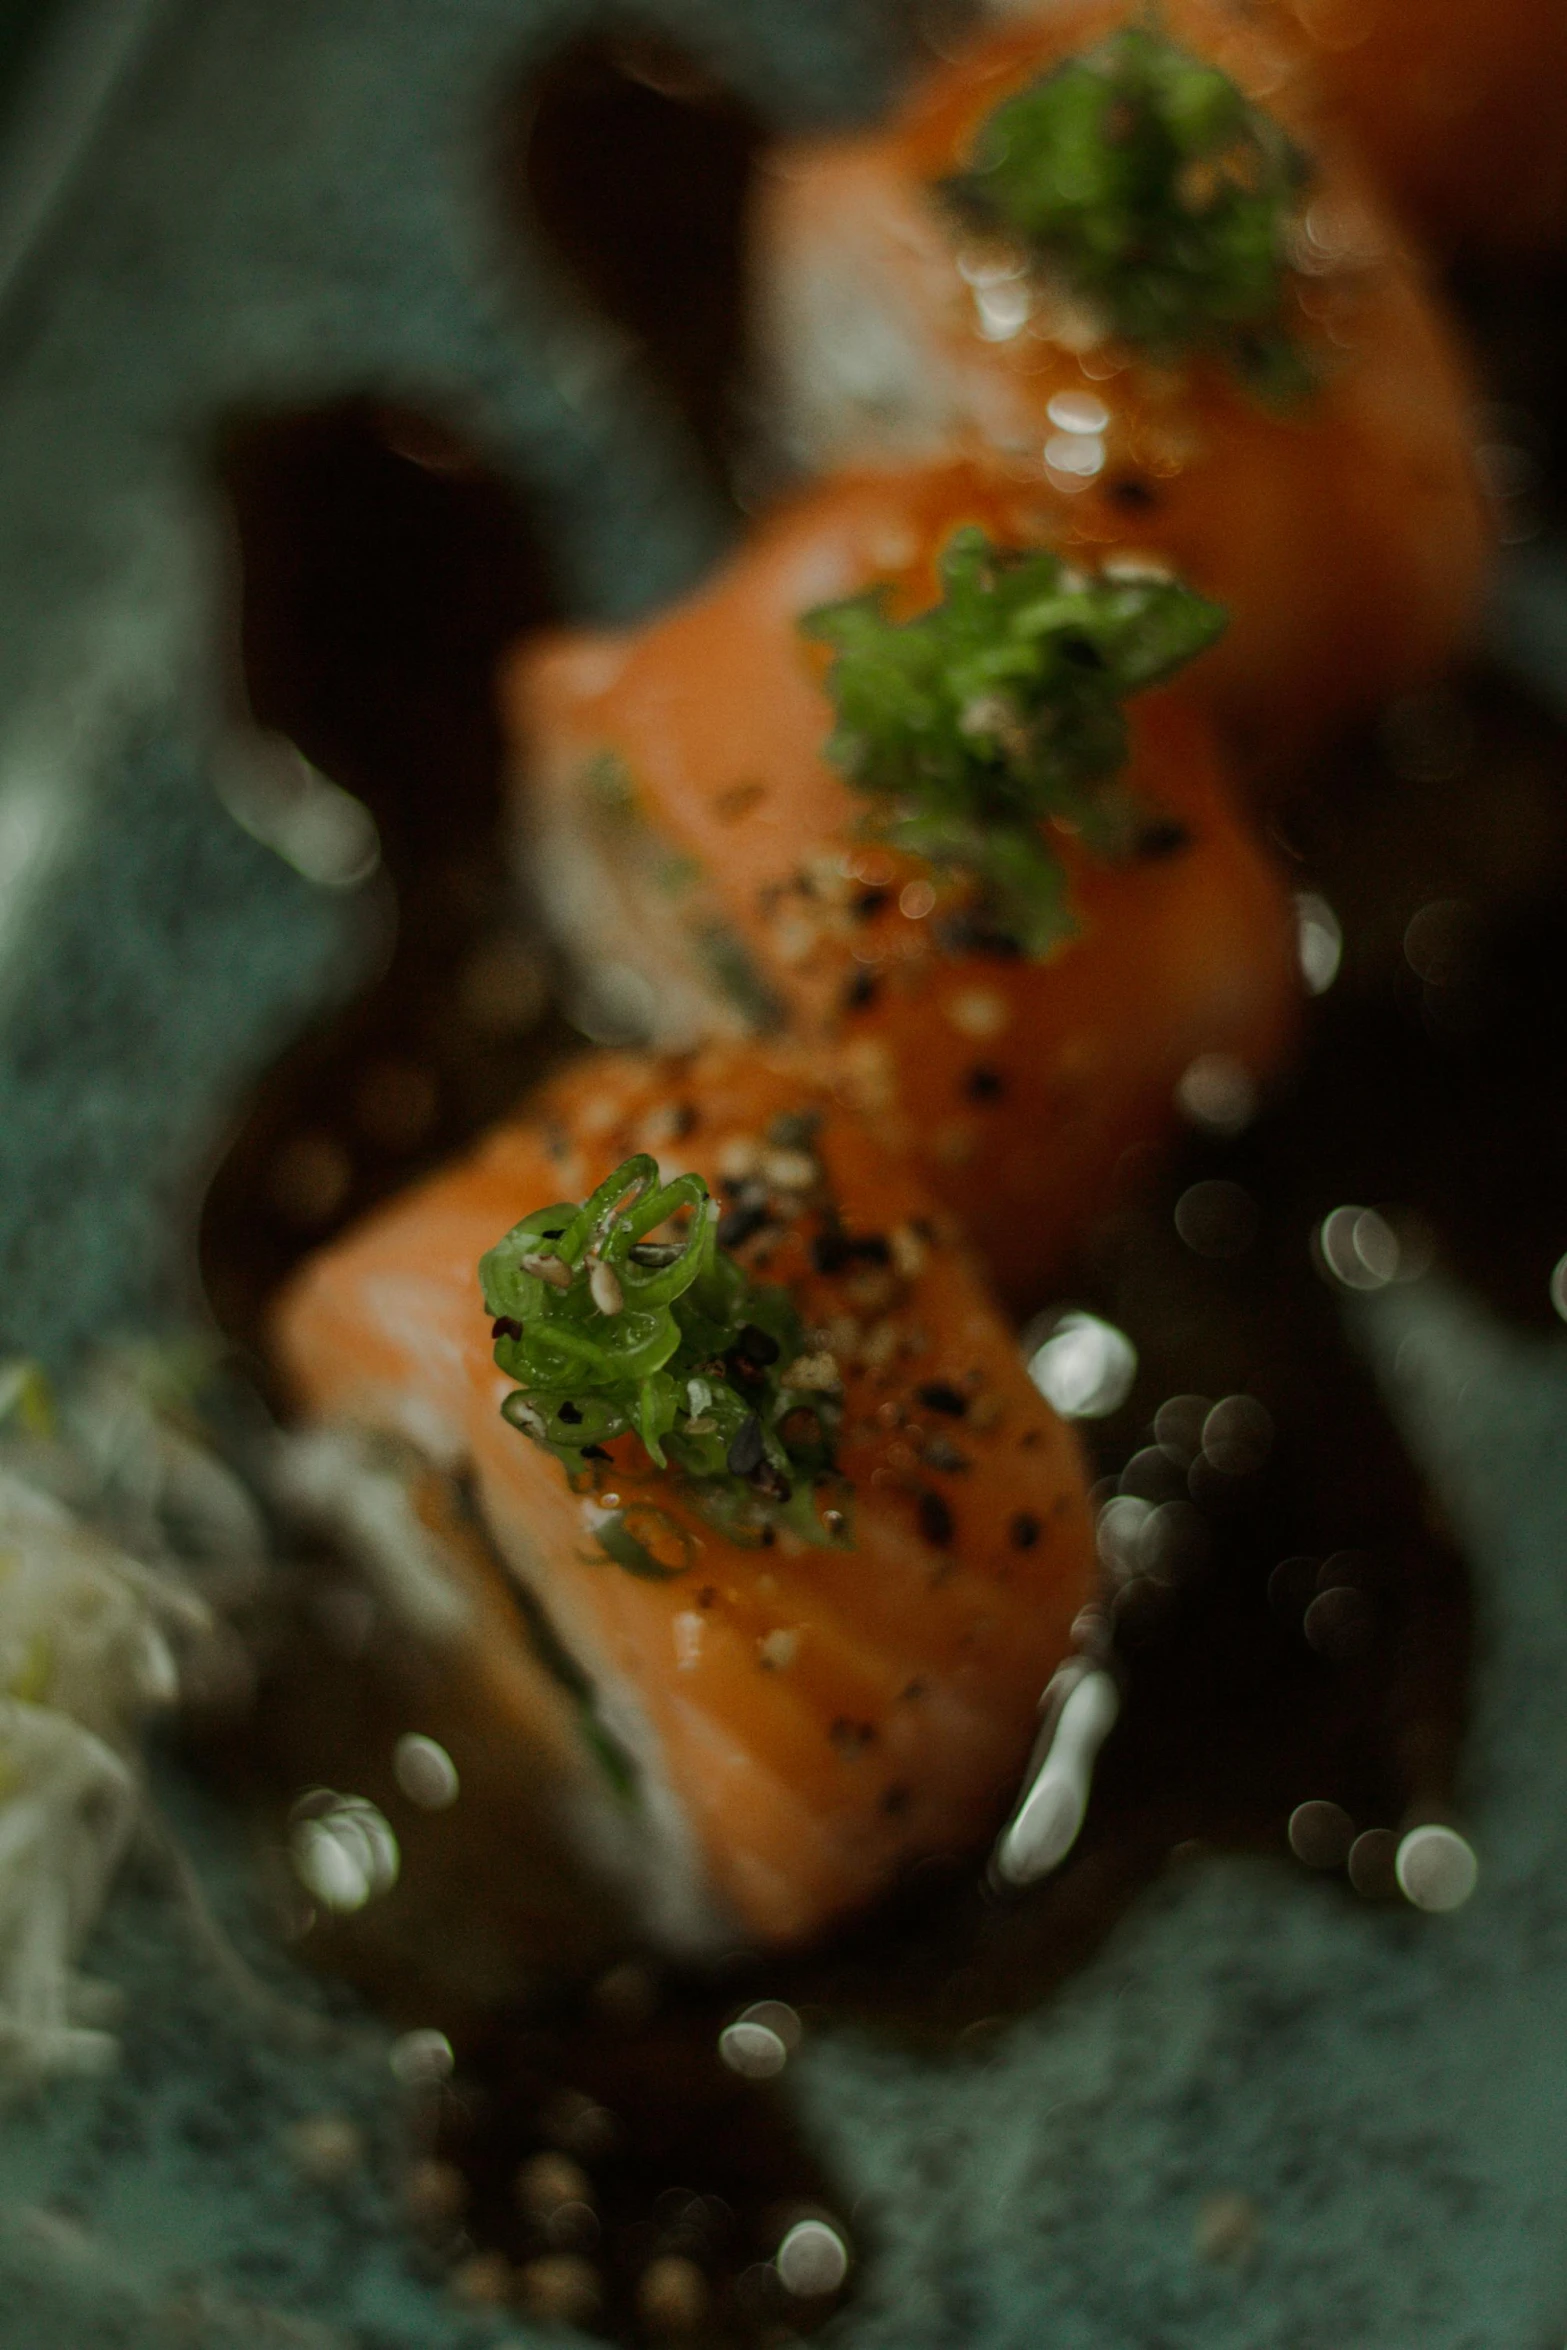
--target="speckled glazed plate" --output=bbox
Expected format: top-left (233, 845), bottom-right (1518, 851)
top-left (3, 4), bottom-right (1567, 2346)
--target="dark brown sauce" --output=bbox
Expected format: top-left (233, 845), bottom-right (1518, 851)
top-left (194, 38), bottom-right (1567, 2349)
top-left (509, 33), bottom-right (767, 517)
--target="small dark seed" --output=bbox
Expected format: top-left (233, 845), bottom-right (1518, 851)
top-left (917, 1491), bottom-right (955, 1547)
top-left (629, 1241), bottom-right (683, 1268)
top-left (916, 1382), bottom-right (967, 1418)
top-left (697, 1586), bottom-right (717, 1608)
top-left (813, 1228), bottom-right (891, 1275)
top-left (843, 970), bottom-right (880, 1012)
top-left (963, 1065), bottom-right (1005, 1102)
top-left (1106, 475), bottom-right (1157, 510)
top-left (812, 1228), bottom-right (852, 1275)
top-left (558, 1401), bottom-right (583, 1425)
top-left (491, 1316), bottom-right (523, 1342)
top-left (1009, 1511), bottom-right (1041, 1550)
top-left (748, 1459), bottom-right (792, 1503)
top-left (733, 1323), bottom-right (780, 1367)
top-left (880, 1783), bottom-right (912, 1817)
top-left (923, 1435), bottom-right (971, 1473)
top-left (1136, 819), bottom-right (1193, 860)
top-left (717, 1199), bottom-right (768, 1249)
top-left (727, 1415), bottom-right (766, 1477)
top-left (829, 1718), bottom-right (877, 1753)
top-left (854, 886), bottom-right (891, 919)
top-left (767, 1109), bottom-right (821, 1151)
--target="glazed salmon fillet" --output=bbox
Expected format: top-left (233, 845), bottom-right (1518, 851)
top-left (273, 1043), bottom-right (1096, 1951)
top-left (751, 4), bottom-right (1488, 756)
top-left (509, 463), bottom-right (1299, 1309)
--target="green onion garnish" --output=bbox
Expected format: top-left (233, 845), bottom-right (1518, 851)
top-left (941, 26), bottom-right (1313, 398)
top-left (480, 1154), bottom-right (848, 1551)
top-left (803, 526), bottom-right (1225, 957)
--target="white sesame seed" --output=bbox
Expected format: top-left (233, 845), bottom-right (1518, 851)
top-left (521, 1252), bottom-right (573, 1291)
top-left (589, 1261), bottom-right (624, 1315)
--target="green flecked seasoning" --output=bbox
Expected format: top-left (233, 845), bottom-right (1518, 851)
top-left (803, 528), bottom-right (1225, 957)
top-left (481, 1153), bottom-right (850, 1554)
top-left (941, 25), bottom-right (1313, 398)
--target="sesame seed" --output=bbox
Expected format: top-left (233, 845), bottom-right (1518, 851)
top-left (945, 989), bottom-right (1010, 1040)
top-left (588, 1261), bottom-right (624, 1315)
top-left (762, 1148), bottom-right (818, 1190)
top-left (726, 1415), bottom-right (766, 1477)
top-left (521, 1252), bottom-right (573, 1290)
top-left (916, 1382), bottom-right (967, 1417)
top-left (917, 1491), bottom-right (955, 1547)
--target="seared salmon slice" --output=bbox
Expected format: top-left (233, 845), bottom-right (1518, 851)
top-left (273, 1042), bottom-right (1097, 1951)
top-left (509, 463), bottom-right (1298, 1308)
top-left (750, 4), bottom-right (1487, 756)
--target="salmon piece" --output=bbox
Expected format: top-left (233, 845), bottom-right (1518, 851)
top-left (750, 4), bottom-right (1488, 757)
top-left (509, 463), bottom-right (1299, 1309)
top-left (273, 1042), bottom-right (1096, 1952)
top-left (1269, 0), bottom-right (1567, 256)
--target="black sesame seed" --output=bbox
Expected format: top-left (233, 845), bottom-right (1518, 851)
top-left (1106, 474), bottom-right (1157, 510)
top-left (917, 1490), bottom-right (955, 1547)
top-left (812, 1227), bottom-right (891, 1275)
top-left (880, 1783), bottom-right (913, 1817)
top-left (843, 969), bottom-right (880, 1012)
top-left (922, 1436), bottom-right (971, 1473)
top-left (726, 1415), bottom-right (766, 1477)
top-left (733, 1323), bottom-right (780, 1367)
top-left (767, 1109), bottom-right (821, 1150)
top-left (491, 1316), bottom-right (523, 1342)
top-left (1136, 819), bottom-right (1193, 861)
top-left (812, 1228), bottom-right (851, 1275)
top-left (717, 1199), bottom-right (768, 1249)
top-left (748, 1459), bottom-right (792, 1503)
top-left (853, 886), bottom-right (891, 918)
top-left (629, 1240), bottom-right (683, 1267)
top-left (829, 1718), bottom-right (877, 1754)
top-left (963, 1066), bottom-right (1006, 1102)
top-left (1009, 1511), bottom-right (1041, 1550)
top-left (916, 1381), bottom-right (966, 1418)
top-left (558, 1401), bottom-right (583, 1425)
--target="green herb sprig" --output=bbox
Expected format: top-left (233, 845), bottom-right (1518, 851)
top-left (480, 1154), bottom-right (846, 1552)
top-left (942, 26), bottom-right (1313, 398)
top-left (804, 526), bottom-right (1224, 956)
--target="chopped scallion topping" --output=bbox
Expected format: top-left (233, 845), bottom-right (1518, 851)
top-left (942, 26), bottom-right (1312, 397)
top-left (803, 527), bottom-right (1225, 956)
top-left (481, 1154), bottom-right (848, 1551)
